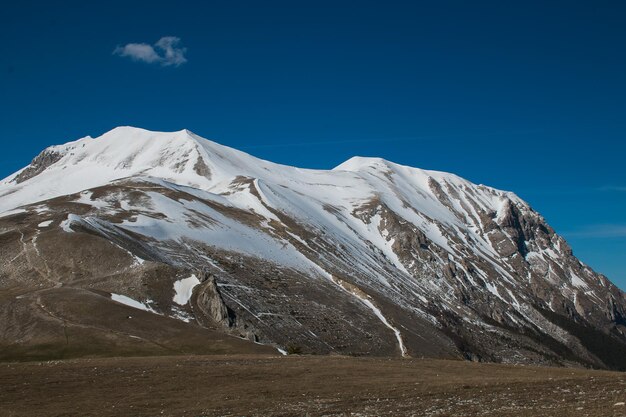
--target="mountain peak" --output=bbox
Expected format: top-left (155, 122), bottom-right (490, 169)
top-left (334, 155), bottom-right (467, 186)
top-left (99, 126), bottom-right (199, 143)
top-left (0, 127), bottom-right (222, 212)
top-left (333, 156), bottom-right (390, 172)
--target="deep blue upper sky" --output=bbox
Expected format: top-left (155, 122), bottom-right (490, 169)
top-left (1, 1), bottom-right (625, 288)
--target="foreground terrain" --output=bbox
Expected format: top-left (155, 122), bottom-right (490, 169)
top-left (1, 355), bottom-right (626, 416)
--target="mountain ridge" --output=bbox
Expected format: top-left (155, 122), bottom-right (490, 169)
top-left (1, 126), bottom-right (624, 368)
top-left (2, 126), bottom-right (518, 208)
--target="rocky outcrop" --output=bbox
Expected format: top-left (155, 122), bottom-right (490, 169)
top-left (191, 271), bottom-right (233, 328)
top-left (14, 149), bottom-right (63, 183)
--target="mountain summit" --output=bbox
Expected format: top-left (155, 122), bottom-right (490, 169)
top-left (1, 127), bottom-right (625, 367)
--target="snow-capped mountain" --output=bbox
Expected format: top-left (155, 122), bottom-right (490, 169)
top-left (2, 127), bottom-right (625, 368)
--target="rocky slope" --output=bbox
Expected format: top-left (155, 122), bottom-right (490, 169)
top-left (1, 127), bottom-right (625, 367)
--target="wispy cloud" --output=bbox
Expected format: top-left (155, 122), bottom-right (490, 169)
top-left (517, 185), bottom-right (626, 197)
top-left (599, 186), bottom-right (626, 192)
top-left (562, 225), bottom-right (626, 238)
top-left (113, 36), bottom-right (187, 67)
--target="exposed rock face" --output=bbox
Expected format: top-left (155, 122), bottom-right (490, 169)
top-left (193, 155), bottom-right (212, 180)
top-left (1, 127), bottom-right (625, 368)
top-left (192, 271), bottom-right (233, 328)
top-left (13, 149), bottom-right (63, 183)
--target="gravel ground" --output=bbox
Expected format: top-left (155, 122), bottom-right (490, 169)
top-left (1, 355), bottom-right (626, 416)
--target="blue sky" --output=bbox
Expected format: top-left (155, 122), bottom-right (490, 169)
top-left (1, 1), bottom-right (625, 288)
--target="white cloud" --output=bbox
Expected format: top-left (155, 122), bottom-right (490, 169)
top-left (114, 36), bottom-right (187, 67)
top-left (114, 43), bottom-right (161, 63)
top-left (155, 37), bottom-right (187, 66)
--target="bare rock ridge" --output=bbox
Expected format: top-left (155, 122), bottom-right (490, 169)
top-left (1, 126), bottom-right (625, 368)
top-left (14, 149), bottom-right (64, 184)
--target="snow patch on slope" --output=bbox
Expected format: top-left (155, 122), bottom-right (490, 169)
top-left (117, 191), bottom-right (325, 276)
top-left (111, 293), bottom-right (157, 313)
top-left (328, 274), bottom-right (408, 357)
top-left (173, 275), bottom-right (201, 305)
top-left (60, 214), bottom-right (82, 233)
top-left (360, 296), bottom-right (408, 357)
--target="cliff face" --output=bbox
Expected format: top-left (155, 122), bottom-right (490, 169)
top-left (1, 127), bottom-right (624, 367)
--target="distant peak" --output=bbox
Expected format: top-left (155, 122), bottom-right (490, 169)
top-left (106, 125), bottom-right (149, 134)
top-left (333, 156), bottom-right (391, 172)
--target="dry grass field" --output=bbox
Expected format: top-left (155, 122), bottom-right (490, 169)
top-left (2, 355), bottom-right (626, 416)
